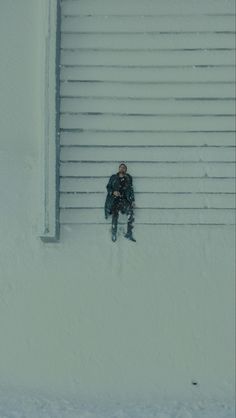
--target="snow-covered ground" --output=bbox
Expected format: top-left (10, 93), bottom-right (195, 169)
top-left (0, 3), bottom-right (235, 417)
top-left (0, 385), bottom-right (234, 418)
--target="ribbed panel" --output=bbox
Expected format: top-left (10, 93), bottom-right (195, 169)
top-left (59, 0), bottom-right (236, 225)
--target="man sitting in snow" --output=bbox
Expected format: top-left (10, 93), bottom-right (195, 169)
top-left (104, 163), bottom-right (136, 242)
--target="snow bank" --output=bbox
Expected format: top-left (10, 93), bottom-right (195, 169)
top-left (0, 385), bottom-right (234, 418)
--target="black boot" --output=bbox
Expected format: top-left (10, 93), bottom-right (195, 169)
top-left (124, 232), bottom-right (136, 242)
top-left (124, 225), bottom-right (136, 242)
top-left (111, 224), bottom-right (117, 242)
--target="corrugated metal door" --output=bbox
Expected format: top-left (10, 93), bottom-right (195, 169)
top-left (59, 0), bottom-right (235, 225)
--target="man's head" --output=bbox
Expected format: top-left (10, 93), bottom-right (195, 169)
top-left (118, 163), bottom-right (127, 175)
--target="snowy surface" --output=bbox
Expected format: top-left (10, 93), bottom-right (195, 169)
top-left (0, 385), bottom-right (235, 418)
top-left (0, 1), bottom-right (235, 414)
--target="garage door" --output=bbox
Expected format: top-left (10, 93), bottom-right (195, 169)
top-left (59, 0), bottom-right (235, 225)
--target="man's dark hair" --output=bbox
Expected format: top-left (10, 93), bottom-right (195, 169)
top-left (119, 163), bottom-right (127, 170)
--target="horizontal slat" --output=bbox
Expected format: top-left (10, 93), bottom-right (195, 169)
top-left (60, 66), bottom-right (235, 83)
top-left (60, 82), bottom-right (235, 98)
top-left (60, 50), bottom-right (235, 66)
top-left (60, 131), bottom-right (236, 146)
top-left (61, 33), bottom-right (235, 50)
top-left (60, 146), bottom-right (234, 162)
top-left (60, 146), bottom-right (235, 161)
top-left (60, 161), bottom-right (235, 178)
top-left (60, 178), bottom-right (235, 192)
top-left (61, 16), bottom-right (235, 32)
top-left (60, 192), bottom-right (235, 208)
top-left (60, 98), bottom-right (235, 115)
top-left (61, 0), bottom-right (235, 15)
top-left (60, 207), bottom-right (235, 224)
top-left (60, 114), bottom-right (235, 131)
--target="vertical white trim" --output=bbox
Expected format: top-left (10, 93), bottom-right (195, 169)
top-left (39, 0), bottom-right (61, 242)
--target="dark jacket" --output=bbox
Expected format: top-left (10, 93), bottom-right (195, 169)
top-left (104, 172), bottom-right (135, 219)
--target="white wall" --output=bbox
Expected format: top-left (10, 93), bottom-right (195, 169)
top-left (0, 0), bottom-right (235, 403)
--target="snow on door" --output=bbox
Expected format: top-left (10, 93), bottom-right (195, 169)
top-left (59, 0), bottom-right (235, 225)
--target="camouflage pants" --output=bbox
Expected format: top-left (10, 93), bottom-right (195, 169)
top-left (111, 198), bottom-right (135, 234)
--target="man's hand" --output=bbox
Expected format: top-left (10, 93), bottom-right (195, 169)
top-left (132, 201), bottom-right (136, 208)
top-left (113, 191), bottom-right (121, 197)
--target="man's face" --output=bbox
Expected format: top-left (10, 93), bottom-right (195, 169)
top-left (119, 164), bottom-right (127, 175)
